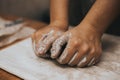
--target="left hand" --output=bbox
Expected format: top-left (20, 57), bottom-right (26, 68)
top-left (31, 23), bottom-right (67, 58)
top-left (51, 24), bottom-right (102, 67)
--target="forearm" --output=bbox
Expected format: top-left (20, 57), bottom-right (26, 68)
top-left (50, 0), bottom-right (69, 30)
top-left (79, 0), bottom-right (120, 36)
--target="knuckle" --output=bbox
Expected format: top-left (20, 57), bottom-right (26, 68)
top-left (73, 40), bottom-right (79, 46)
top-left (71, 38), bottom-right (80, 46)
top-left (81, 44), bottom-right (89, 52)
top-left (90, 48), bottom-right (96, 54)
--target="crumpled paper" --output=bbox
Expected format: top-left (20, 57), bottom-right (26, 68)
top-left (0, 17), bottom-right (23, 37)
top-left (0, 17), bottom-right (35, 47)
top-left (0, 34), bottom-right (119, 80)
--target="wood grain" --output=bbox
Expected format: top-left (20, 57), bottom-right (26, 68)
top-left (0, 15), bottom-right (47, 80)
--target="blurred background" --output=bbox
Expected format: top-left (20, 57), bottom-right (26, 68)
top-left (0, 0), bottom-right (119, 35)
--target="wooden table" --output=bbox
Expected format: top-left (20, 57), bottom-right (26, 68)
top-left (0, 15), bottom-right (47, 80)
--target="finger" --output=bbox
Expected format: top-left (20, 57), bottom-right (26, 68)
top-left (87, 47), bottom-right (96, 67)
top-left (87, 57), bottom-right (95, 67)
top-left (57, 40), bottom-right (77, 64)
top-left (37, 30), bottom-right (55, 55)
top-left (31, 33), bottom-right (35, 43)
top-left (93, 49), bottom-right (102, 65)
top-left (35, 30), bottom-right (48, 43)
top-left (31, 33), bottom-right (35, 50)
top-left (31, 31), bottom-right (48, 52)
top-left (68, 46), bottom-right (90, 66)
top-left (77, 55), bottom-right (88, 67)
top-left (51, 34), bottom-right (69, 59)
top-left (31, 33), bottom-right (39, 56)
top-left (39, 33), bottom-right (48, 41)
top-left (77, 48), bottom-right (95, 67)
top-left (32, 38), bottom-right (37, 54)
top-left (90, 43), bottom-right (102, 66)
top-left (34, 34), bottom-right (48, 56)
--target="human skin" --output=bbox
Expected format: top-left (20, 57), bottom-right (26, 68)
top-left (32, 0), bottom-right (69, 57)
top-left (32, 0), bottom-right (120, 67)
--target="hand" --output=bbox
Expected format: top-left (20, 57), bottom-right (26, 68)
top-left (32, 23), bottom-right (68, 58)
top-left (51, 24), bottom-right (102, 67)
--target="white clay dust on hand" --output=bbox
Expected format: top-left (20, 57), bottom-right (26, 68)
top-left (51, 34), bottom-right (69, 59)
top-left (51, 32), bottom-right (78, 65)
top-left (32, 29), bottom-right (63, 58)
top-left (50, 28), bottom-right (101, 67)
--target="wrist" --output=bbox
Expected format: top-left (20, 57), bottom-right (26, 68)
top-left (77, 21), bottom-right (103, 38)
top-left (50, 20), bottom-right (68, 31)
top-left (79, 17), bottom-right (107, 37)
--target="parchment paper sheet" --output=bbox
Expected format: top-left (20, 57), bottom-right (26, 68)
top-left (0, 34), bottom-right (120, 80)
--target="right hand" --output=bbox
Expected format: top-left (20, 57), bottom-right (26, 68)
top-left (32, 23), bottom-right (68, 58)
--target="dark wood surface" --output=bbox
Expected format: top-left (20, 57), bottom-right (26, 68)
top-left (0, 15), bottom-right (47, 80)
